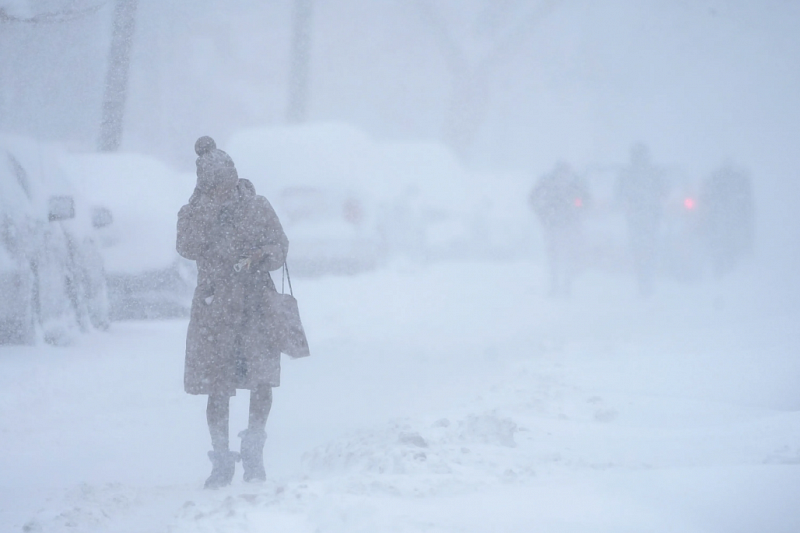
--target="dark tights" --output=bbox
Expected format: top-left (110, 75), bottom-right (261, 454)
top-left (206, 384), bottom-right (273, 452)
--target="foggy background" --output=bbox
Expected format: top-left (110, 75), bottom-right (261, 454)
top-left (1, 0), bottom-right (798, 282)
top-left (2, 1), bottom-right (800, 531)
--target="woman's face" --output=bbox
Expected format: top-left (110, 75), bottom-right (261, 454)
top-left (212, 168), bottom-right (238, 197)
top-left (197, 161), bottom-right (237, 198)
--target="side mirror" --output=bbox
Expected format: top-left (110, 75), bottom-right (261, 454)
top-left (91, 206), bottom-right (113, 229)
top-left (48, 196), bottom-right (75, 222)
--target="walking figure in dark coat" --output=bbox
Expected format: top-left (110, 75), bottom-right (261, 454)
top-left (699, 161), bottom-right (755, 279)
top-left (529, 162), bottom-right (589, 296)
top-left (616, 143), bottom-right (668, 297)
top-left (177, 136), bottom-right (289, 488)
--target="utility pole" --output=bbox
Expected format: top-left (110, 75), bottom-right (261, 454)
top-left (286, 0), bottom-right (314, 124)
top-left (98, 0), bottom-right (138, 151)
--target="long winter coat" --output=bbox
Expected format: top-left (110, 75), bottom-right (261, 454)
top-left (177, 179), bottom-right (289, 396)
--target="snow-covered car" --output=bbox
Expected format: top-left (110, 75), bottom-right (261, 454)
top-left (227, 123), bottom-right (521, 273)
top-left (0, 135), bottom-right (109, 345)
top-left (272, 185), bottom-right (381, 275)
top-left (61, 153), bottom-right (197, 320)
top-left (228, 124), bottom-right (386, 276)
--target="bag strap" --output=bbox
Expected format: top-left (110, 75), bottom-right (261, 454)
top-left (282, 261), bottom-right (294, 297)
top-left (285, 261), bottom-right (294, 296)
top-left (267, 261), bottom-right (293, 297)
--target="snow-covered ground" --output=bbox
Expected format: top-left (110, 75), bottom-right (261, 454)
top-left (2, 260), bottom-right (799, 532)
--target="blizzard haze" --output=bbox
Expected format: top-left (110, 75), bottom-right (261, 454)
top-left (1, 1), bottom-right (799, 532)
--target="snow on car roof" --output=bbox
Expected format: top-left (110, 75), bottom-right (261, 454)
top-left (60, 152), bottom-right (195, 274)
top-left (227, 122), bottom-right (480, 215)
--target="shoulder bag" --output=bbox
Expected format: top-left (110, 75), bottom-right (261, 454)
top-left (273, 262), bottom-right (310, 358)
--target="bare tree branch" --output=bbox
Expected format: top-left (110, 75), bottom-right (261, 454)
top-left (478, 0), bottom-right (562, 74)
top-left (413, 0), bottom-right (563, 78)
top-left (411, 0), bottom-right (564, 158)
top-left (411, 0), bottom-right (468, 76)
top-left (0, 2), bottom-right (106, 24)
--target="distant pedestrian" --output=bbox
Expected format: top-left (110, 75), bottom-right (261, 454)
top-left (616, 143), bottom-right (668, 297)
top-left (529, 162), bottom-right (589, 296)
top-left (700, 161), bottom-right (754, 279)
top-left (177, 136), bottom-right (289, 489)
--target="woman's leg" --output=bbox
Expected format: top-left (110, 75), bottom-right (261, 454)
top-left (240, 384), bottom-right (272, 482)
top-left (204, 393), bottom-right (238, 489)
top-left (248, 383), bottom-right (273, 431)
top-left (206, 394), bottom-right (230, 451)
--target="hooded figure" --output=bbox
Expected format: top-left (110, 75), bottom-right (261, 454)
top-left (177, 136), bottom-right (289, 488)
top-left (699, 162), bottom-right (754, 279)
top-left (529, 162), bottom-right (589, 297)
top-left (616, 143), bottom-right (668, 297)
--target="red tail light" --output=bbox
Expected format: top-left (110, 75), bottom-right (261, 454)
top-left (574, 198), bottom-right (583, 207)
top-left (683, 197), bottom-right (695, 210)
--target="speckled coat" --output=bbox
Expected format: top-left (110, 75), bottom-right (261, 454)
top-left (177, 179), bottom-right (288, 396)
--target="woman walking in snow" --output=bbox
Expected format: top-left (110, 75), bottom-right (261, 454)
top-left (177, 136), bottom-right (289, 489)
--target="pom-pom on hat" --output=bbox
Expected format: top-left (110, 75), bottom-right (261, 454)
top-left (195, 136), bottom-right (216, 156)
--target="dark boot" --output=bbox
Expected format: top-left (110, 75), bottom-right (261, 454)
top-left (239, 429), bottom-right (267, 482)
top-left (204, 450), bottom-right (240, 489)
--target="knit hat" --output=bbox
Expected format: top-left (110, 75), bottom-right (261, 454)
top-left (195, 137), bottom-right (238, 193)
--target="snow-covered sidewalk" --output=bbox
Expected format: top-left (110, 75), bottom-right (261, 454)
top-left (2, 261), bottom-right (799, 532)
